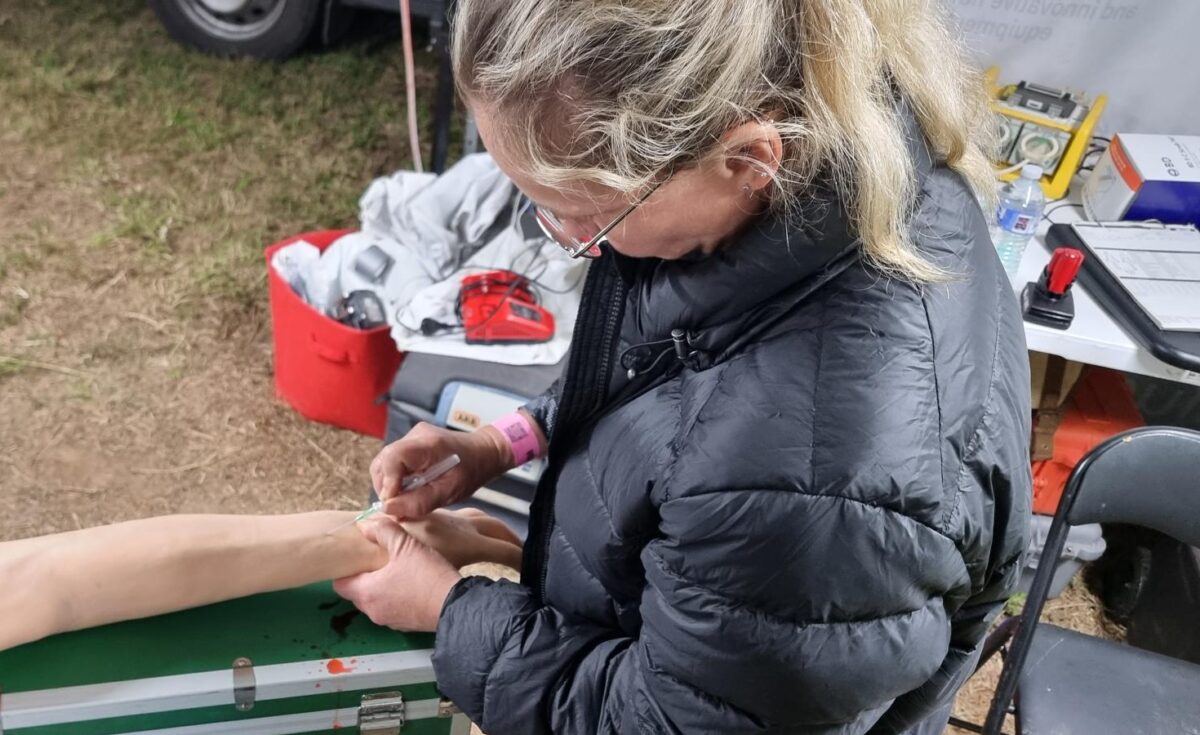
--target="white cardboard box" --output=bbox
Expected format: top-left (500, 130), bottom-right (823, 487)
top-left (1083, 134), bottom-right (1200, 226)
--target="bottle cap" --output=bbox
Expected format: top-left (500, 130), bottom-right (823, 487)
top-left (1021, 163), bottom-right (1044, 180)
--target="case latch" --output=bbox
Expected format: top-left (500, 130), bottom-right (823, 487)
top-left (359, 691), bottom-right (406, 734)
top-left (232, 657), bottom-right (255, 712)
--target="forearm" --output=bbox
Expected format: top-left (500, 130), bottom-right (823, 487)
top-left (522, 376), bottom-right (562, 441)
top-left (0, 512), bottom-right (385, 650)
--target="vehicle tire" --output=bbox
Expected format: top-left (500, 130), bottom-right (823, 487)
top-left (1085, 523), bottom-right (1156, 625)
top-left (148, 0), bottom-right (323, 60)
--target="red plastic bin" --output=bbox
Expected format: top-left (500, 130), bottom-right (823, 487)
top-left (1031, 367), bottom-right (1144, 515)
top-left (265, 230), bottom-right (404, 438)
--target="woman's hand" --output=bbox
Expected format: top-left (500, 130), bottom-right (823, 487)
top-left (371, 423), bottom-right (514, 520)
top-left (401, 508), bottom-right (523, 570)
top-left (333, 518), bottom-right (462, 632)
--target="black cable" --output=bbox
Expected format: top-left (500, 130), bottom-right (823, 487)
top-left (408, 274), bottom-right (526, 337)
top-left (450, 240), bottom-right (589, 296)
top-left (1073, 143), bottom-right (1107, 176)
top-left (418, 319), bottom-right (464, 336)
top-left (520, 266), bottom-right (589, 295)
top-left (400, 194), bottom-right (587, 338)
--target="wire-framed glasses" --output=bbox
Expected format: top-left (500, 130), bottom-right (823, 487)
top-left (533, 179), bottom-right (665, 259)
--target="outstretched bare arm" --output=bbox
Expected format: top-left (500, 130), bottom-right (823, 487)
top-left (0, 508), bottom-right (521, 651)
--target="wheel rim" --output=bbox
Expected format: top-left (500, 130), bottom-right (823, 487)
top-left (179, 0), bottom-right (288, 41)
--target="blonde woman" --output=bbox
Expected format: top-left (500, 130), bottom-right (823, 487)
top-left (335, 1), bottom-right (1033, 732)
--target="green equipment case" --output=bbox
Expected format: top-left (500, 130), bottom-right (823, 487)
top-left (0, 583), bottom-right (471, 735)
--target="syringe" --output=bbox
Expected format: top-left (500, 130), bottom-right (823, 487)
top-left (325, 453), bottom-right (462, 534)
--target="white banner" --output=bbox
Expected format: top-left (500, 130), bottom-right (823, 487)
top-left (947, 0), bottom-right (1200, 135)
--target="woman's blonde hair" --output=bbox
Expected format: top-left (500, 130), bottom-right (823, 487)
top-left (452, 0), bottom-right (996, 281)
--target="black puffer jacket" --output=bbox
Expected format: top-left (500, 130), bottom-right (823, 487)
top-left (432, 114), bottom-right (1032, 733)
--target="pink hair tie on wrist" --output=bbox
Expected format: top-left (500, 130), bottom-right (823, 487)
top-left (491, 412), bottom-right (542, 465)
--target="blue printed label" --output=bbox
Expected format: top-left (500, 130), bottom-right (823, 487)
top-left (997, 206), bottom-right (1037, 235)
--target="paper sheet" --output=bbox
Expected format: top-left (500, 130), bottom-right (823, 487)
top-left (1072, 223), bottom-right (1200, 332)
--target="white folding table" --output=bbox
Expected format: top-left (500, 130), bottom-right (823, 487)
top-left (1014, 207), bottom-right (1200, 387)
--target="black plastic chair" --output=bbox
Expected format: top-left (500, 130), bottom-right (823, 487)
top-left (980, 427), bottom-right (1200, 735)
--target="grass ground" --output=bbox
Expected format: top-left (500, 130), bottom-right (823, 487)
top-left (0, 3), bottom-right (1114, 733)
top-left (0, 0), bottom-right (441, 537)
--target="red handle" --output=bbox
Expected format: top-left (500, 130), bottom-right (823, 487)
top-left (1046, 248), bottom-right (1084, 296)
top-left (311, 334), bottom-right (350, 364)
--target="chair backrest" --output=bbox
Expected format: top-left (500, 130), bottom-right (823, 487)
top-left (1067, 427), bottom-right (1200, 547)
top-left (983, 426), bottom-right (1200, 734)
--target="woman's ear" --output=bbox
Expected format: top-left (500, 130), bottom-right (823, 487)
top-left (717, 119), bottom-right (783, 193)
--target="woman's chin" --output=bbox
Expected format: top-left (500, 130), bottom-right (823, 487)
top-left (607, 239), bottom-right (702, 261)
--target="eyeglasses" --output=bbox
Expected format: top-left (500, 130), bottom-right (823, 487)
top-left (533, 179), bottom-right (665, 259)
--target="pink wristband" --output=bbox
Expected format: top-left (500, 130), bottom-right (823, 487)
top-left (491, 412), bottom-right (543, 465)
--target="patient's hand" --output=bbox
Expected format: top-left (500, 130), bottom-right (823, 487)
top-left (333, 509), bottom-right (522, 632)
top-left (335, 518), bottom-right (460, 632)
top-left (398, 508), bottom-right (522, 570)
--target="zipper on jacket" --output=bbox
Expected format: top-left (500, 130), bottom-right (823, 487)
top-left (523, 257), bottom-right (627, 602)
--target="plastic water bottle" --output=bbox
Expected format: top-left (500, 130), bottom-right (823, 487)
top-left (993, 164), bottom-right (1046, 277)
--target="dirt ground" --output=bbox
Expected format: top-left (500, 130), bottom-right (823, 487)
top-left (0, 1), bottom-right (429, 539)
top-left (0, 3), bottom-right (1117, 733)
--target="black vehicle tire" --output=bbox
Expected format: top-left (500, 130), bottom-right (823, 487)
top-left (148, 0), bottom-right (323, 60)
top-left (1085, 524), bottom-right (1157, 625)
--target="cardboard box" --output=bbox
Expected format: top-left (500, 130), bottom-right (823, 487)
top-left (1083, 133), bottom-right (1200, 226)
top-left (1030, 351), bottom-right (1084, 408)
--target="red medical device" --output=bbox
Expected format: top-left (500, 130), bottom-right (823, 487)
top-left (1021, 247), bottom-right (1085, 329)
top-left (458, 271), bottom-right (556, 345)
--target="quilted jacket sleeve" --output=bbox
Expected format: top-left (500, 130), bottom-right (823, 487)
top-left (522, 375), bottom-right (562, 439)
top-left (432, 485), bottom-right (965, 734)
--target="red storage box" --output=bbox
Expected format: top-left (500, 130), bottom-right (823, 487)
top-left (1031, 367), bottom-right (1144, 515)
top-left (265, 230), bottom-right (404, 438)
